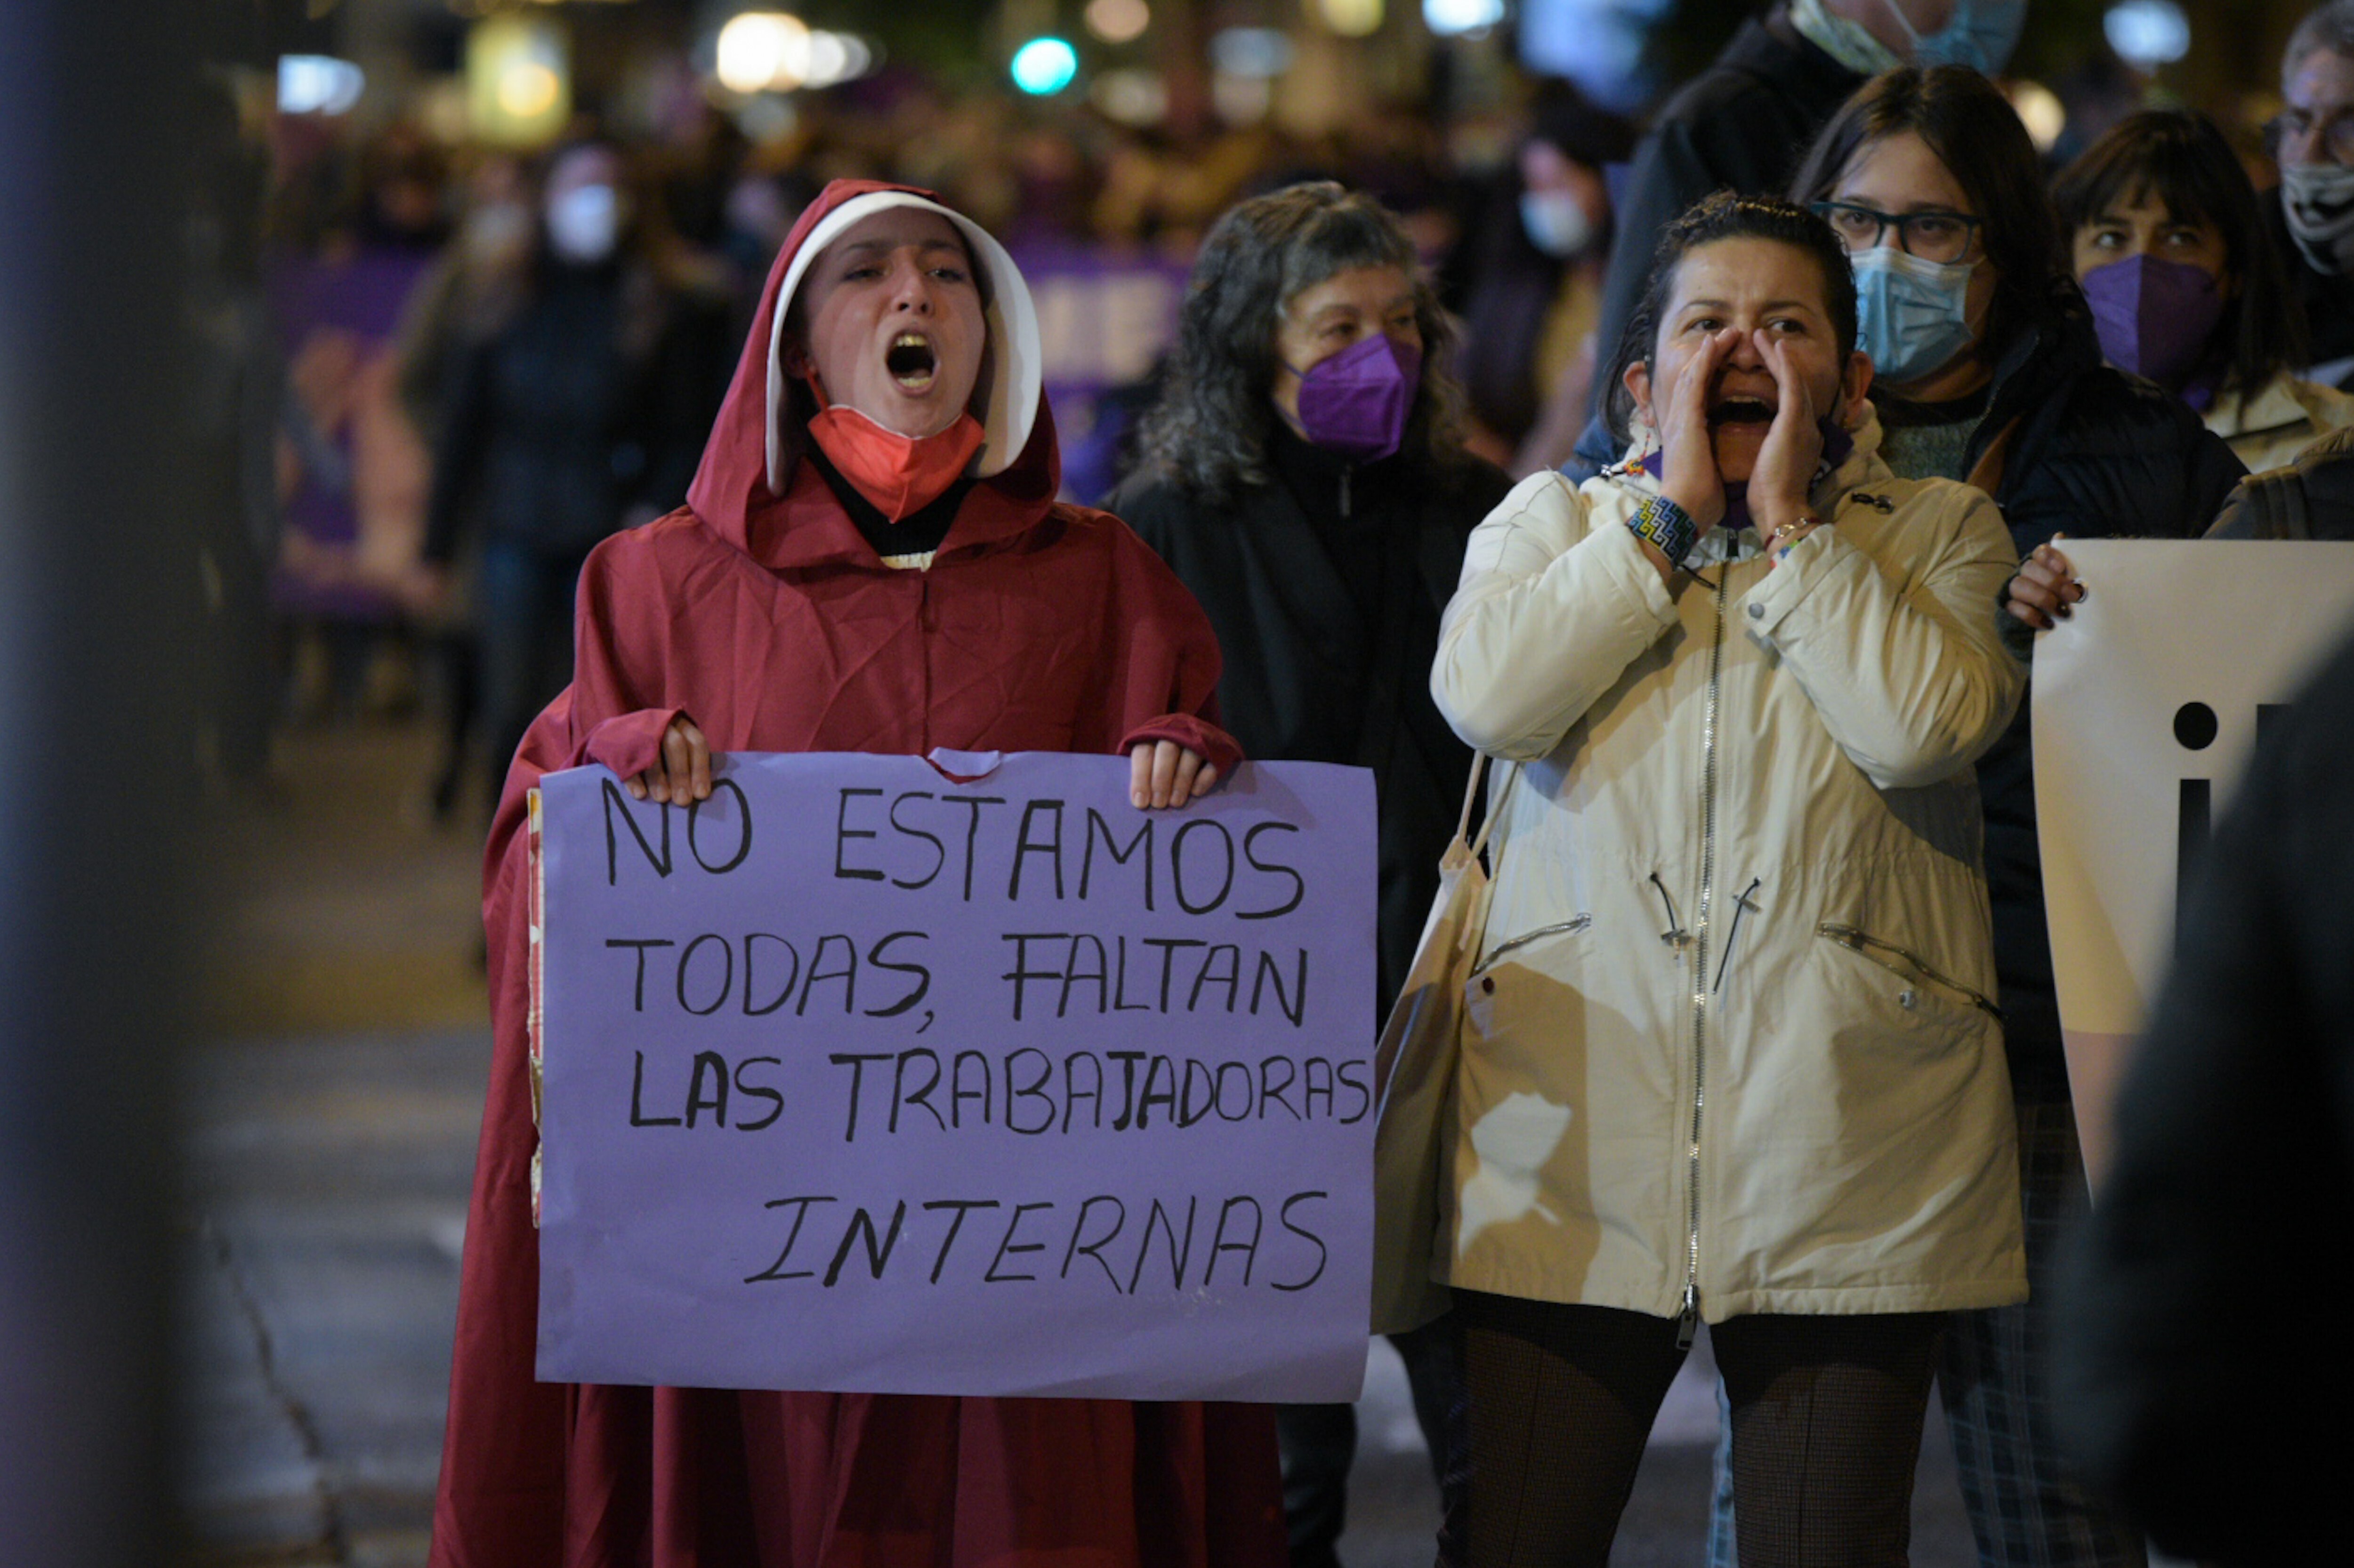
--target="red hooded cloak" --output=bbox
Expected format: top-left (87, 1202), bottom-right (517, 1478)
top-left (430, 180), bottom-right (1277, 1567)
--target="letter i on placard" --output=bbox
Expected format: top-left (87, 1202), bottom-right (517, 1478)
top-left (2172, 701), bottom-right (2289, 942)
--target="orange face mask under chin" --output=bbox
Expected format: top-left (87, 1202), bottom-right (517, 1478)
top-left (803, 378), bottom-right (986, 522)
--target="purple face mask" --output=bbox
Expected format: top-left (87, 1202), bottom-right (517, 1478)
top-left (1285, 332), bottom-right (1422, 463)
top-left (2081, 253), bottom-right (2226, 392)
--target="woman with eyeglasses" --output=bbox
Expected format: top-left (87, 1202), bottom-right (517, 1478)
top-left (2055, 108), bottom-right (2354, 471)
top-left (1774, 64), bottom-right (2243, 1568)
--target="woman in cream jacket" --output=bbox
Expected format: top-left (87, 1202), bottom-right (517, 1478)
top-left (1430, 193), bottom-right (2025, 1566)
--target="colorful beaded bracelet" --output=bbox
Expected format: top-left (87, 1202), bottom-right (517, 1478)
top-left (1627, 493), bottom-right (1698, 566)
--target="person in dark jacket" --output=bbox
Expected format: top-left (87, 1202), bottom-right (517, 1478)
top-left (1569, 0), bottom-right (2029, 481)
top-left (2206, 420), bottom-right (2354, 539)
top-left (420, 139), bottom-right (716, 818)
top-left (1756, 65), bottom-right (2244, 1568)
top-left (1114, 182), bottom-right (1510, 1568)
top-left (2050, 620), bottom-right (2354, 1568)
top-left (2267, 0), bottom-right (2354, 384)
top-left (1449, 82), bottom-right (1633, 473)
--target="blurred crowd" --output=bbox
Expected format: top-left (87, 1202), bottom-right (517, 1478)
top-left (202, 14), bottom-right (2314, 832)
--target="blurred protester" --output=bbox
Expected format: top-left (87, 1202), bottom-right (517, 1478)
top-left (2057, 109), bottom-right (2354, 470)
top-left (1436, 190), bottom-right (2024, 1567)
top-left (1570, 0), bottom-right (2030, 482)
top-left (1115, 181), bottom-right (1509, 1565)
top-left (716, 163), bottom-right (821, 346)
top-left (189, 68), bottom-right (280, 783)
top-left (2205, 420), bottom-right (2354, 537)
top-left (1766, 64), bottom-right (2242, 1568)
top-left (417, 140), bottom-right (715, 822)
top-left (393, 152), bottom-right (532, 820)
top-left (268, 122), bottom-right (447, 719)
top-left (1451, 84), bottom-right (1634, 474)
top-left (2270, 0), bottom-right (2354, 384)
top-left (433, 175), bottom-right (1278, 1568)
top-left (2052, 621), bottom-right (2354, 1568)
top-left (1004, 125), bottom-right (1099, 246)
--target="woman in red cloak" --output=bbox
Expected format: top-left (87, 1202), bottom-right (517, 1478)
top-left (430, 178), bottom-right (1285, 1567)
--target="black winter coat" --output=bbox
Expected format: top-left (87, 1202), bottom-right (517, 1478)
top-left (1959, 287), bottom-right (2247, 1093)
top-left (2055, 620), bottom-right (2354, 1566)
top-left (425, 261), bottom-right (714, 563)
top-left (1570, 6), bottom-right (1864, 477)
top-left (1115, 428), bottom-right (1512, 1013)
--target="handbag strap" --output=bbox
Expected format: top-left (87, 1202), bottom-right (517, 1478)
top-left (1461, 752), bottom-right (1515, 858)
top-left (1451, 752), bottom-right (1488, 845)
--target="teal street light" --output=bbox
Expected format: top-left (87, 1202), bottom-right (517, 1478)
top-left (1011, 36), bottom-right (1080, 95)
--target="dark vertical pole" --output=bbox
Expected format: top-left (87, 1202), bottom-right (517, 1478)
top-left (0, 0), bottom-right (200, 1558)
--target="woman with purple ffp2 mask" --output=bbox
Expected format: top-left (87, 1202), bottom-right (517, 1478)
top-left (1113, 182), bottom-right (1511, 1568)
top-left (2056, 107), bottom-right (2354, 471)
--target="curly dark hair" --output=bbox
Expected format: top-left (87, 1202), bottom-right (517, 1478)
top-left (2053, 108), bottom-right (2306, 391)
top-left (1136, 181), bottom-right (1467, 503)
top-left (1789, 66), bottom-right (2060, 380)
top-left (1600, 190), bottom-right (1859, 450)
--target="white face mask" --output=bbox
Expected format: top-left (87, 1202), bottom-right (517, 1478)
top-left (546, 183), bottom-right (621, 265)
top-left (2283, 159), bottom-right (2354, 276)
top-left (1519, 189), bottom-right (1595, 258)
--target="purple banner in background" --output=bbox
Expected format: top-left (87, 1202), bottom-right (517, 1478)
top-left (535, 751), bottom-right (1378, 1400)
top-left (1010, 244), bottom-right (1190, 504)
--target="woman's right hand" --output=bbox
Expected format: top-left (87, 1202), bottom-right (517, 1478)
top-left (2006, 537), bottom-right (2084, 630)
top-left (1655, 326), bottom-right (1735, 531)
top-left (625, 715), bottom-right (715, 804)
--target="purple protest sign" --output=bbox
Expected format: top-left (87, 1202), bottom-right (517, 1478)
top-left (534, 750), bottom-right (1377, 1400)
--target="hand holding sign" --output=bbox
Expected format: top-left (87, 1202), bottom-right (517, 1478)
top-left (621, 715), bottom-right (714, 805)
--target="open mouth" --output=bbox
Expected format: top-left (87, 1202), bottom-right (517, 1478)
top-left (1707, 394), bottom-right (1776, 428)
top-left (886, 332), bottom-right (938, 392)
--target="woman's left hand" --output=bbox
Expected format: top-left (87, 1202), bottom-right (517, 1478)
top-left (1748, 329), bottom-right (1824, 537)
top-left (1129, 740), bottom-right (1219, 809)
top-left (2006, 537), bottom-right (2083, 630)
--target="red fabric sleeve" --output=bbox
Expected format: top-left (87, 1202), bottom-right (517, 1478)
top-left (1117, 711), bottom-right (1243, 779)
top-left (580, 706), bottom-right (689, 781)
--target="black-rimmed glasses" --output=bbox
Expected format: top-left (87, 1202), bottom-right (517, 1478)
top-left (1809, 201), bottom-right (1983, 265)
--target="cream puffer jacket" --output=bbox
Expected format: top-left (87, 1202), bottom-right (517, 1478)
top-left (1430, 414), bottom-right (2028, 1327)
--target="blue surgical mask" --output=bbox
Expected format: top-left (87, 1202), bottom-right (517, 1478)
top-left (1850, 244), bottom-right (1978, 386)
top-left (1878, 0), bottom-right (2026, 76)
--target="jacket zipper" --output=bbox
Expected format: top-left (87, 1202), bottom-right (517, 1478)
top-left (1815, 922), bottom-right (2003, 1020)
top-left (1679, 567), bottom-right (1730, 1349)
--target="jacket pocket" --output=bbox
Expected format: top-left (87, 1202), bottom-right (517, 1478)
top-left (1462, 917), bottom-right (1592, 1054)
top-left (1815, 922), bottom-right (2001, 1022)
